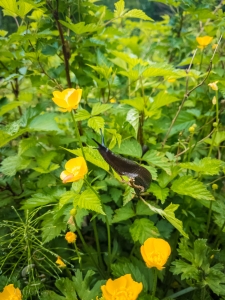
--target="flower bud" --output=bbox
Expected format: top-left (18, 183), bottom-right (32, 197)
top-left (70, 208), bottom-right (77, 216)
top-left (212, 96), bottom-right (217, 105)
top-left (212, 184), bottom-right (218, 190)
top-left (189, 126), bottom-right (195, 133)
top-left (213, 122), bottom-right (218, 128)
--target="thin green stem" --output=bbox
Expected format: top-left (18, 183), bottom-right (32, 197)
top-left (162, 286), bottom-right (197, 299)
top-left (205, 200), bottom-right (213, 238)
top-left (151, 268), bottom-right (158, 299)
top-left (213, 221), bottom-right (225, 249)
top-left (208, 91), bottom-right (219, 157)
top-left (216, 90), bottom-right (219, 124)
top-left (105, 216), bottom-right (111, 273)
top-left (73, 216), bottom-right (105, 277)
top-left (92, 217), bottom-right (104, 270)
top-left (187, 133), bottom-right (193, 163)
top-left (70, 110), bottom-right (86, 159)
top-left (74, 241), bottom-right (82, 270)
top-left (199, 50), bottom-right (204, 71)
top-left (201, 287), bottom-right (205, 300)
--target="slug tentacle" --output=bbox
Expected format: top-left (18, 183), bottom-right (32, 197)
top-left (92, 132), bottom-right (152, 194)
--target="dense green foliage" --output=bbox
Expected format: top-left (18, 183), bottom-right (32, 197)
top-left (0, 0), bottom-right (225, 299)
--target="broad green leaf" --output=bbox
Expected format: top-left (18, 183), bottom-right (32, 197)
top-left (123, 9), bottom-right (153, 21)
top-left (41, 291), bottom-right (65, 300)
top-left (0, 101), bottom-right (23, 116)
top-left (0, 0), bottom-right (18, 16)
top-left (74, 109), bottom-right (90, 121)
top-left (112, 202), bottom-right (135, 223)
top-left (204, 131), bottom-right (225, 147)
top-left (59, 191), bottom-right (76, 209)
top-left (158, 166), bottom-right (180, 188)
top-left (63, 147), bottom-right (109, 171)
top-left (21, 193), bottom-right (57, 209)
top-left (123, 185), bottom-right (135, 205)
top-left (0, 155), bottom-right (31, 176)
top-left (18, 137), bottom-right (37, 155)
top-left (36, 152), bottom-right (57, 170)
top-left (126, 108), bottom-right (139, 138)
top-left (29, 113), bottom-right (62, 133)
top-left (87, 64), bottom-right (112, 79)
top-left (17, 1), bottom-right (33, 18)
top-left (91, 103), bottom-right (112, 116)
top-left (142, 63), bottom-right (178, 78)
top-left (0, 128), bottom-right (27, 147)
top-left (120, 98), bottom-right (145, 111)
top-left (130, 218), bottom-right (159, 244)
top-left (149, 183), bottom-right (169, 203)
top-left (59, 20), bottom-right (99, 34)
top-left (171, 175), bottom-right (214, 201)
top-left (42, 214), bottom-right (66, 244)
top-left (114, 0), bottom-right (125, 18)
top-left (180, 157), bottom-right (222, 175)
top-left (143, 150), bottom-right (171, 174)
top-left (54, 278), bottom-right (78, 300)
top-left (206, 264), bottom-right (225, 296)
top-left (151, 91), bottom-right (179, 110)
top-left (88, 116), bottom-right (105, 133)
top-left (112, 138), bottom-right (142, 158)
top-left (163, 203), bottom-right (188, 238)
top-left (74, 189), bottom-right (105, 215)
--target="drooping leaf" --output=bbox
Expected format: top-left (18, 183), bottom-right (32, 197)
top-left (74, 189), bottom-right (105, 215)
top-left (126, 108), bottom-right (139, 138)
top-left (130, 218), bottom-right (159, 244)
top-left (59, 20), bottom-right (99, 34)
top-left (123, 9), bottom-right (153, 21)
top-left (88, 116), bottom-right (105, 133)
top-left (143, 150), bottom-right (171, 174)
top-left (171, 175), bottom-right (214, 201)
top-left (114, 0), bottom-right (125, 18)
top-left (149, 182), bottom-right (169, 204)
top-left (0, 101), bottom-right (23, 116)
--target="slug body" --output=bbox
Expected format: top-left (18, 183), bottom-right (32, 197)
top-left (93, 133), bottom-right (152, 194)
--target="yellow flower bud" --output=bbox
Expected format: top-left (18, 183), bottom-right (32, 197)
top-left (65, 231), bottom-right (77, 243)
top-left (213, 122), bottom-right (218, 128)
top-left (212, 96), bottom-right (217, 105)
top-left (189, 126), bottom-right (195, 133)
top-left (208, 81), bottom-right (219, 91)
top-left (212, 44), bottom-right (218, 50)
top-left (56, 256), bottom-right (66, 267)
top-left (70, 208), bottom-right (77, 216)
top-left (212, 184), bottom-right (218, 190)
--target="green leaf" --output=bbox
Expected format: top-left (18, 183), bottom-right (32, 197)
top-left (59, 20), bottom-right (99, 34)
top-left (0, 155), bottom-right (30, 176)
top-left (151, 91), bottom-right (179, 110)
top-left (74, 109), bottom-right (90, 121)
top-left (206, 264), bottom-right (225, 296)
top-left (59, 191), bottom-right (76, 209)
top-left (204, 131), bottom-right (225, 147)
top-left (42, 214), bottom-right (66, 244)
top-left (163, 204), bottom-right (188, 238)
top-left (74, 189), bottom-right (105, 215)
top-left (180, 157), bottom-right (222, 175)
top-left (0, 0), bottom-right (18, 16)
top-left (142, 63), bottom-right (178, 78)
top-left (149, 183), bottom-right (169, 204)
top-left (29, 113), bottom-right (62, 133)
top-left (63, 147), bottom-right (109, 171)
top-left (114, 0), bottom-right (125, 18)
top-left (126, 108), bottom-right (139, 138)
top-left (123, 185), bottom-right (135, 205)
top-left (112, 202), bottom-right (135, 223)
top-left (143, 150), bottom-right (171, 174)
top-left (123, 9), bottom-right (153, 21)
top-left (21, 193), bottom-right (57, 209)
top-left (0, 101), bottom-right (23, 116)
top-left (41, 291), bottom-right (65, 300)
top-left (88, 116), bottom-right (105, 133)
top-left (120, 98), bottom-right (144, 111)
top-left (91, 103), bottom-right (112, 116)
top-left (112, 138), bottom-right (142, 158)
top-left (171, 175), bottom-right (214, 201)
top-left (55, 278), bottom-right (78, 300)
top-left (130, 218), bottom-right (159, 244)
top-left (17, 0), bottom-right (34, 18)
top-left (0, 128), bottom-right (27, 147)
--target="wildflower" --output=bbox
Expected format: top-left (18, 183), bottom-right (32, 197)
top-left (56, 256), bottom-right (66, 267)
top-left (212, 44), bottom-right (218, 50)
top-left (70, 208), bottom-right (77, 216)
top-left (101, 274), bottom-right (143, 300)
top-left (208, 81), bottom-right (218, 91)
top-left (52, 88), bottom-right (82, 112)
top-left (140, 237), bottom-right (171, 270)
top-left (0, 284), bottom-right (22, 300)
top-left (212, 184), bottom-right (218, 190)
top-left (167, 78), bottom-right (176, 83)
top-left (212, 96), bottom-right (217, 105)
top-left (196, 36), bottom-right (213, 50)
top-left (65, 231), bottom-right (77, 243)
top-left (60, 157), bottom-right (88, 184)
top-left (110, 98), bottom-right (116, 103)
top-left (189, 126), bottom-right (195, 134)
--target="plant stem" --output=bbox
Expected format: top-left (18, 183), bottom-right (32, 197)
top-left (92, 217), bottom-right (104, 270)
top-left (74, 241), bottom-right (82, 270)
top-left (186, 133), bottom-right (193, 163)
top-left (201, 287), bottom-right (205, 300)
top-left (199, 50), bottom-right (204, 71)
top-left (151, 268), bottom-right (158, 299)
top-left (213, 221), bottom-right (225, 249)
top-left (205, 200), bottom-right (213, 238)
top-left (70, 110), bottom-right (86, 159)
top-left (162, 286), bottom-right (197, 299)
top-left (105, 215), bottom-right (111, 273)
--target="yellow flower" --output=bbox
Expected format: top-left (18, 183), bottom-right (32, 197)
top-left (140, 238), bottom-right (171, 270)
top-left (196, 36), bottom-right (213, 49)
top-left (101, 274), bottom-right (143, 300)
top-left (167, 78), bottom-right (176, 83)
top-left (60, 157), bottom-right (88, 184)
top-left (56, 256), bottom-right (66, 267)
top-left (208, 81), bottom-right (218, 91)
top-left (52, 88), bottom-right (82, 112)
top-left (212, 44), bottom-right (218, 50)
top-left (0, 284), bottom-right (22, 300)
top-left (110, 98), bottom-right (116, 103)
top-left (65, 231), bottom-right (77, 243)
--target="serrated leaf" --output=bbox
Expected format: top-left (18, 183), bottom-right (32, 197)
top-left (59, 20), bottom-right (99, 34)
top-left (204, 131), bottom-right (225, 147)
top-left (123, 185), bottom-right (135, 205)
top-left (112, 202), bottom-right (135, 223)
top-left (206, 264), bottom-right (225, 296)
top-left (120, 98), bottom-right (144, 111)
top-left (0, 155), bottom-right (30, 176)
top-left (151, 91), bottom-right (179, 110)
top-left (59, 191), bottom-right (76, 209)
top-left (149, 183), bottom-right (169, 203)
top-left (114, 0), bottom-right (125, 18)
top-left (88, 116), bottom-right (105, 133)
top-left (55, 278), bottom-right (77, 299)
top-left (112, 138), bottom-right (142, 158)
top-left (0, 101), bottom-right (23, 116)
top-left (74, 109), bottom-right (90, 121)
top-left (22, 193), bottom-right (57, 209)
top-left (171, 175), bottom-right (214, 201)
top-left (74, 189), bottom-right (105, 215)
top-left (126, 108), bottom-right (139, 138)
top-left (62, 147), bottom-right (109, 171)
top-left (123, 9), bottom-right (153, 21)
top-left (180, 157), bottom-right (222, 175)
top-left (0, 0), bottom-right (18, 16)
top-left (17, 0), bottom-right (33, 18)
top-left (91, 103), bottom-right (112, 116)
top-left (29, 113), bottom-right (62, 133)
top-left (142, 63), bottom-right (178, 78)
top-left (130, 218), bottom-right (159, 244)
top-left (143, 150), bottom-right (171, 174)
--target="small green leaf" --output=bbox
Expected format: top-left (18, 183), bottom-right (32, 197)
top-left (151, 91), bottom-right (179, 110)
top-left (88, 116), bottom-right (105, 133)
top-left (149, 183), bottom-right (169, 203)
top-left (114, 0), bottom-right (125, 17)
top-left (74, 109), bottom-right (90, 121)
top-left (112, 202), bottom-right (135, 223)
top-left (91, 103), bottom-right (112, 116)
top-left (130, 218), bottom-right (159, 244)
top-left (126, 108), bottom-right (139, 138)
top-left (123, 9), bottom-right (153, 21)
top-left (29, 113), bottom-right (62, 133)
top-left (171, 175), bottom-right (214, 201)
top-left (180, 157), bottom-right (222, 175)
top-left (0, 101), bottom-right (23, 116)
top-left (74, 189), bottom-right (105, 215)
top-left (22, 193), bottom-right (57, 209)
top-left (143, 150), bottom-right (171, 174)
top-left (59, 20), bottom-right (99, 34)
top-left (112, 138), bottom-right (142, 158)
top-left (0, 155), bottom-right (30, 176)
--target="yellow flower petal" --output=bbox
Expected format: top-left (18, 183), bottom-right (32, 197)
top-left (65, 231), bottom-right (77, 243)
top-left (196, 36), bottom-right (213, 48)
top-left (56, 256), bottom-right (66, 267)
top-left (52, 88), bottom-right (82, 112)
top-left (140, 238), bottom-right (171, 271)
top-left (208, 81), bottom-right (219, 91)
top-left (101, 274), bottom-right (143, 300)
top-left (0, 284), bottom-right (22, 300)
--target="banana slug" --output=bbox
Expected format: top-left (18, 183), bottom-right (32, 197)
top-left (92, 132), bottom-right (152, 194)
